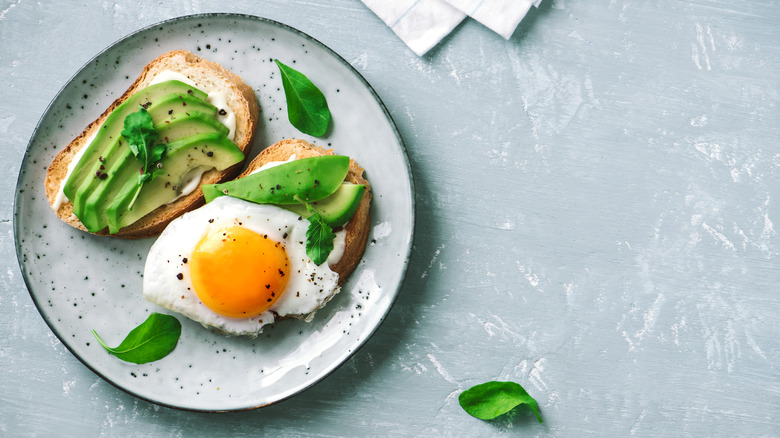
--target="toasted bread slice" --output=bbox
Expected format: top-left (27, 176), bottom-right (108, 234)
top-left (239, 139), bottom-right (372, 286)
top-left (44, 50), bottom-right (259, 239)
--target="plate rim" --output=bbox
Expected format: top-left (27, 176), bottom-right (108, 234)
top-left (13, 12), bottom-right (416, 412)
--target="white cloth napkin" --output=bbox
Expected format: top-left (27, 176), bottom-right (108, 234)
top-left (361, 0), bottom-right (541, 56)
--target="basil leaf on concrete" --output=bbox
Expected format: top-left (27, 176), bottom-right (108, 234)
top-left (274, 59), bottom-right (331, 137)
top-left (92, 313), bottom-right (181, 364)
top-left (459, 381), bottom-right (543, 423)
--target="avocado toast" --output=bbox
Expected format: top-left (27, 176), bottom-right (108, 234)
top-left (45, 50), bottom-right (259, 238)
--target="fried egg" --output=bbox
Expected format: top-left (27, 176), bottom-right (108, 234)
top-left (143, 195), bottom-right (346, 336)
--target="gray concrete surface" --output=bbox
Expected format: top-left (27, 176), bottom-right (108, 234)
top-left (2, 0), bottom-right (778, 436)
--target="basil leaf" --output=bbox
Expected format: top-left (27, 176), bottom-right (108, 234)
top-left (459, 381), bottom-right (543, 423)
top-left (274, 59), bottom-right (331, 137)
top-left (92, 313), bottom-right (181, 364)
top-left (120, 105), bottom-right (163, 209)
top-left (305, 208), bottom-right (336, 265)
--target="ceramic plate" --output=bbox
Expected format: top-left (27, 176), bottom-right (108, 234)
top-left (14, 14), bottom-right (413, 411)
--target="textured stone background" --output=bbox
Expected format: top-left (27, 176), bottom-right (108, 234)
top-left (1, 0), bottom-right (778, 436)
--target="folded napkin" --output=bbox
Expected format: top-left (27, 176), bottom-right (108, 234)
top-left (361, 0), bottom-right (541, 56)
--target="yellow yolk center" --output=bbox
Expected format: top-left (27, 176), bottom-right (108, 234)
top-left (190, 225), bottom-right (290, 318)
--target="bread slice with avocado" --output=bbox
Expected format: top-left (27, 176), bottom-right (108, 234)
top-left (44, 50), bottom-right (259, 239)
top-left (233, 138), bottom-right (372, 286)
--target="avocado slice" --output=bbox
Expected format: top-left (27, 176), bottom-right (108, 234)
top-left (281, 182), bottom-right (366, 227)
top-left (202, 155), bottom-right (350, 205)
top-left (155, 112), bottom-right (229, 143)
top-left (105, 132), bottom-right (244, 233)
top-left (146, 94), bottom-right (218, 123)
top-left (63, 81), bottom-right (207, 201)
top-left (79, 113), bottom-right (230, 232)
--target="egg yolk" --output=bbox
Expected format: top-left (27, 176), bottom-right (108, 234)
top-left (190, 225), bottom-right (290, 318)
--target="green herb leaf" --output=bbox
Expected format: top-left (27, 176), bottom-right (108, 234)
top-left (459, 381), bottom-right (543, 423)
top-left (92, 313), bottom-right (181, 364)
top-left (305, 205), bottom-right (336, 265)
top-left (120, 105), bottom-right (163, 210)
top-left (274, 59), bottom-right (331, 137)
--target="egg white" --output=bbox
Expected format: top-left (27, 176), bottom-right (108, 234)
top-left (143, 196), bottom-right (346, 336)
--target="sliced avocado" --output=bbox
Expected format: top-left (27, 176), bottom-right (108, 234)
top-left (79, 148), bottom-right (139, 232)
top-left (155, 112), bottom-right (229, 143)
top-left (70, 86), bottom-right (212, 226)
top-left (200, 181), bottom-right (226, 203)
top-left (71, 136), bottom-right (133, 229)
top-left (202, 155), bottom-right (349, 204)
top-left (78, 113), bottom-right (229, 230)
top-left (105, 132), bottom-right (244, 233)
top-left (147, 94), bottom-right (218, 123)
top-left (63, 81), bottom-right (207, 201)
top-left (74, 99), bottom-right (221, 232)
top-left (282, 182), bottom-right (366, 227)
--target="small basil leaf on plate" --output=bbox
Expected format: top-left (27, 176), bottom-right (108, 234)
top-left (459, 381), bottom-right (543, 423)
top-left (274, 59), bottom-right (331, 137)
top-left (92, 313), bottom-right (181, 364)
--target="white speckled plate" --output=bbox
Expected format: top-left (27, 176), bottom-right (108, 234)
top-left (13, 14), bottom-right (413, 412)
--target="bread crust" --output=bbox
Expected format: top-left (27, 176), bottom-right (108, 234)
top-left (44, 50), bottom-right (259, 239)
top-left (238, 139), bottom-right (372, 286)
